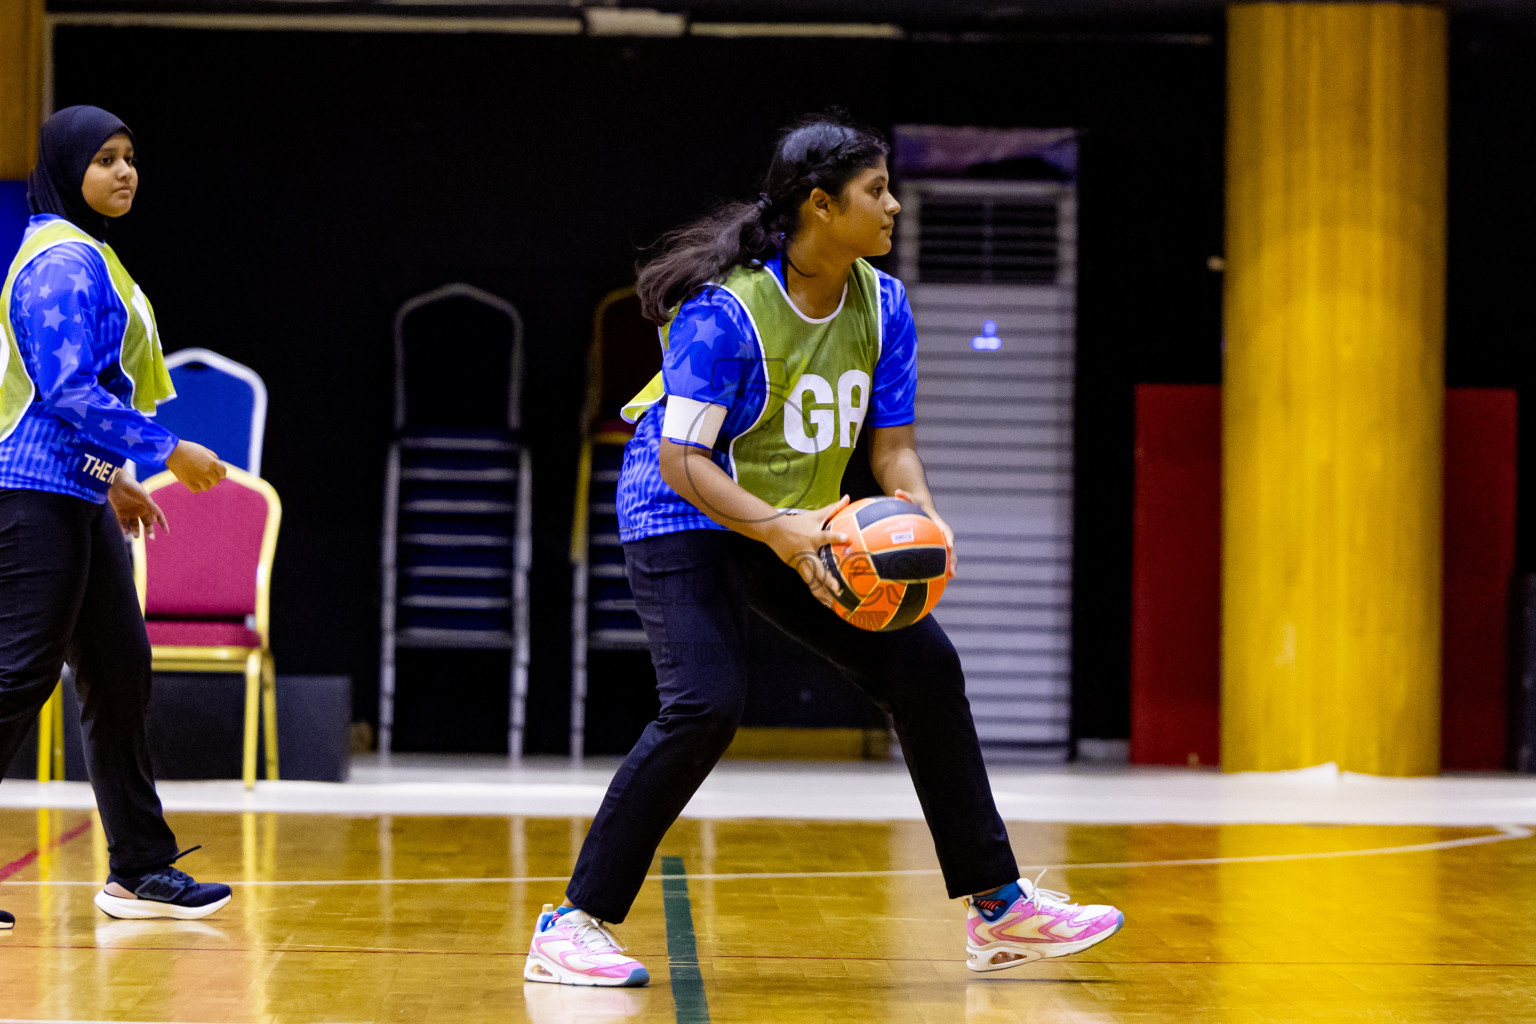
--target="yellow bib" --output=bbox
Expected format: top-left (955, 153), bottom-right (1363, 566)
top-left (0, 218), bottom-right (174, 443)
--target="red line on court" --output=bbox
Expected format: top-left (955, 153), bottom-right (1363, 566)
top-left (3, 942), bottom-right (534, 957)
top-left (0, 817), bottom-right (94, 882)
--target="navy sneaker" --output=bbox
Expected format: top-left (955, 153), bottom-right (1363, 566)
top-left (1, 909), bottom-right (13, 930)
top-left (94, 846), bottom-right (231, 921)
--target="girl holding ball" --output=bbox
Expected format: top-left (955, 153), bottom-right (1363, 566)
top-left (524, 111), bottom-right (1123, 986)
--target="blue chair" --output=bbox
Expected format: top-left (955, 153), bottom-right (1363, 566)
top-left (136, 348), bottom-right (268, 475)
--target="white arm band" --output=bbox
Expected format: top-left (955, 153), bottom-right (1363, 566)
top-left (661, 396), bottom-right (728, 449)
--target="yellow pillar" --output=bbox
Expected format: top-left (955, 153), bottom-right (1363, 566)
top-left (0, 0), bottom-right (45, 180)
top-left (1222, 1), bottom-right (1447, 775)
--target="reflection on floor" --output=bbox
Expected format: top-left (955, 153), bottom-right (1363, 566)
top-left (2, 767), bottom-right (1535, 1023)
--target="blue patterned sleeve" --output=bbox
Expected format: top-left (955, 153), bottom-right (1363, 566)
top-left (13, 252), bottom-right (178, 462)
top-left (661, 287), bottom-right (757, 408)
top-left (869, 272), bottom-right (917, 429)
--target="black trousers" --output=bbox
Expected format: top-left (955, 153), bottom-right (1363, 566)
top-left (566, 529), bottom-right (1018, 923)
top-left (0, 489), bottom-right (178, 877)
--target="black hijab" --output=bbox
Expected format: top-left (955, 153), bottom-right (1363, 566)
top-left (27, 105), bottom-right (134, 241)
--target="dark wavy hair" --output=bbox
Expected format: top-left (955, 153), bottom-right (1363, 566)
top-left (635, 110), bottom-right (890, 324)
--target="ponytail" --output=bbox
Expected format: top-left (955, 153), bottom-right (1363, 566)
top-left (635, 199), bottom-right (782, 324)
top-left (635, 110), bottom-right (889, 324)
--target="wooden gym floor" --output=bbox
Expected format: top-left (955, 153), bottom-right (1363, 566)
top-left (2, 764), bottom-right (1536, 1023)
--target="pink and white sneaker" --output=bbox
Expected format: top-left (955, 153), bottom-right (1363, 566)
top-left (524, 904), bottom-right (650, 987)
top-left (965, 874), bottom-right (1124, 972)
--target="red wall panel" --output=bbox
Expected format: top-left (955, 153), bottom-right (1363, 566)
top-left (1129, 385), bottom-right (1222, 766)
top-left (1442, 389), bottom-right (1518, 769)
top-left (1128, 386), bottom-right (1516, 770)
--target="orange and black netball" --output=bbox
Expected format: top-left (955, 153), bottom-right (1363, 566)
top-left (817, 496), bottom-right (949, 631)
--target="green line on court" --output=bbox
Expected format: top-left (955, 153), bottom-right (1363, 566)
top-left (661, 855), bottom-right (710, 1024)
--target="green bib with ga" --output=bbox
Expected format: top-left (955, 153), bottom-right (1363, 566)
top-left (623, 259), bottom-right (882, 512)
top-left (0, 218), bottom-right (175, 444)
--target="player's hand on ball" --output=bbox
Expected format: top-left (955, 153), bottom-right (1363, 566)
top-left (107, 475), bottom-right (168, 539)
top-left (893, 488), bottom-right (956, 577)
top-left (768, 495), bottom-right (850, 609)
top-left (166, 440), bottom-right (227, 493)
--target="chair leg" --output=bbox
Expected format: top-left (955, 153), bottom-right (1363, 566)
top-left (35, 683), bottom-right (60, 782)
top-left (261, 652), bottom-right (279, 781)
top-left (49, 683), bottom-right (65, 781)
top-left (242, 653), bottom-right (261, 789)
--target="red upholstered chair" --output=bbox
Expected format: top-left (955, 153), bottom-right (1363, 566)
top-left (131, 466), bottom-right (282, 789)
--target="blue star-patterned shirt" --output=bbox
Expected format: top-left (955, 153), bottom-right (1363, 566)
top-left (616, 256), bottom-right (918, 542)
top-left (0, 215), bottom-right (179, 502)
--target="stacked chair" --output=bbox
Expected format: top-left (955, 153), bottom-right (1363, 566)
top-left (378, 284), bottom-right (532, 759)
top-left (36, 348), bottom-right (280, 788)
top-left (569, 287), bottom-right (661, 757)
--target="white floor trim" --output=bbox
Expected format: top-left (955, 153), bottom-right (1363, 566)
top-left (3, 756), bottom-right (1535, 826)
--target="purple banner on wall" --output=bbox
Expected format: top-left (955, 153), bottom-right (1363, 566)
top-left (892, 125), bottom-right (1077, 181)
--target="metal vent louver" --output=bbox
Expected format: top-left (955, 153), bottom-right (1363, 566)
top-left (916, 196), bottom-right (1061, 285)
top-left (897, 180), bottom-right (1078, 764)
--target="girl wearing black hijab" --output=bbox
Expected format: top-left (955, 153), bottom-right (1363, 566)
top-left (0, 106), bottom-right (231, 931)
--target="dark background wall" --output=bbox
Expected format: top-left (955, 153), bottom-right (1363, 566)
top-left (47, 6), bottom-right (1534, 754)
top-left (1447, 17), bottom-right (1536, 565)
